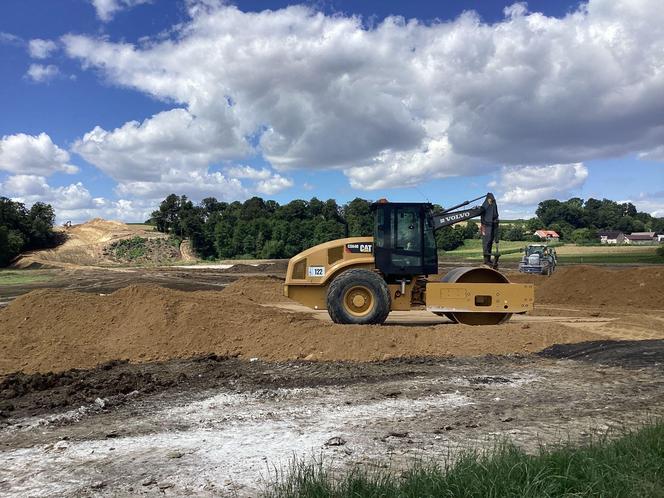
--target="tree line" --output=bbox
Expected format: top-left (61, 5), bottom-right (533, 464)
top-left (507, 198), bottom-right (664, 244)
top-left (150, 194), bottom-right (664, 258)
top-left (149, 194), bottom-right (490, 258)
top-left (0, 197), bottom-right (59, 266)
top-left (1, 194), bottom-right (662, 267)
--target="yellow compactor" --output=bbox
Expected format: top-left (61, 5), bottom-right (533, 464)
top-left (284, 196), bottom-right (534, 325)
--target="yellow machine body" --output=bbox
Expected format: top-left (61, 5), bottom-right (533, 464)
top-left (284, 237), bottom-right (534, 324)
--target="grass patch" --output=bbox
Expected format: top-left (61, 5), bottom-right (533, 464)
top-left (264, 422), bottom-right (664, 498)
top-left (441, 239), bottom-right (532, 258)
top-left (442, 240), bottom-right (663, 264)
top-left (105, 236), bottom-right (181, 265)
top-left (110, 236), bottom-right (148, 260)
top-left (0, 270), bottom-right (53, 285)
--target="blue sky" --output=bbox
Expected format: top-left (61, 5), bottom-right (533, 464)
top-left (1, 0), bottom-right (663, 222)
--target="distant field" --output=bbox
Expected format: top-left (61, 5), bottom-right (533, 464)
top-left (443, 240), bottom-right (662, 264)
top-left (0, 270), bottom-right (54, 285)
top-left (442, 239), bottom-right (528, 258)
top-left (125, 223), bottom-right (156, 230)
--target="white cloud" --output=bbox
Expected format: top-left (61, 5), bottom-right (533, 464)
top-left (494, 163), bottom-right (588, 205)
top-left (255, 174), bottom-right (294, 195)
top-left (28, 39), bottom-right (58, 59)
top-left (622, 191), bottom-right (664, 217)
top-left (113, 169), bottom-right (248, 201)
top-left (225, 165), bottom-right (293, 194)
top-left (90, 0), bottom-right (152, 22)
top-left (73, 108), bottom-right (246, 183)
top-left (1, 175), bottom-right (92, 210)
top-left (72, 107), bottom-right (250, 202)
top-left (226, 166), bottom-right (272, 181)
top-left (0, 174), bottom-right (153, 223)
top-left (60, 0), bottom-right (664, 192)
top-left (0, 133), bottom-right (77, 176)
top-left (638, 146), bottom-right (664, 162)
top-left (25, 63), bottom-right (59, 82)
top-left (0, 32), bottom-right (23, 46)
top-left (345, 137), bottom-right (484, 190)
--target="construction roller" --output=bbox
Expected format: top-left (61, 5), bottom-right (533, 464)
top-left (283, 194), bottom-right (535, 325)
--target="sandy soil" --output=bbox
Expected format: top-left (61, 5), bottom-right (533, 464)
top-left (12, 219), bottom-right (170, 268)
top-left (1, 263), bottom-right (663, 496)
top-left (0, 275), bottom-right (621, 374)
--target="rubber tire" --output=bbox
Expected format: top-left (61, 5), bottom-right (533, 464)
top-left (326, 269), bottom-right (391, 325)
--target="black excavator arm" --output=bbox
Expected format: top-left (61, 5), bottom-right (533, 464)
top-left (431, 194), bottom-right (494, 230)
top-left (431, 193), bottom-right (500, 268)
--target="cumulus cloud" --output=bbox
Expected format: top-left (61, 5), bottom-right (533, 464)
top-left (73, 108), bottom-right (247, 182)
top-left (28, 39), bottom-right (58, 59)
top-left (90, 0), bottom-right (152, 22)
top-left (226, 166), bottom-right (273, 181)
top-left (25, 63), bottom-right (59, 82)
top-left (493, 163), bottom-right (588, 205)
top-left (621, 191), bottom-right (664, 217)
top-left (255, 174), bottom-right (294, 195)
top-left (72, 107), bottom-right (253, 201)
top-left (113, 169), bottom-right (248, 201)
top-left (0, 174), bottom-right (152, 223)
top-left (62, 0), bottom-right (664, 192)
top-left (0, 133), bottom-right (77, 176)
top-left (225, 165), bottom-right (294, 194)
top-left (3, 175), bottom-right (94, 210)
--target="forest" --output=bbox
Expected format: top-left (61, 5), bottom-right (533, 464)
top-left (149, 194), bottom-right (664, 260)
top-left (0, 197), bottom-right (59, 266)
top-left (1, 193), bottom-right (662, 266)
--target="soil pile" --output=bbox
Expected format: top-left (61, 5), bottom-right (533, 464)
top-left (13, 219), bottom-right (174, 268)
top-left (535, 266), bottom-right (664, 308)
top-left (104, 237), bottom-right (181, 265)
top-left (0, 277), bottom-right (601, 374)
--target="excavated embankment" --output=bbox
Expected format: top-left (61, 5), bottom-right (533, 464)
top-left (0, 274), bottom-right (614, 374)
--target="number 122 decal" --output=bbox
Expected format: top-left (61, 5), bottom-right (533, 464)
top-left (308, 266), bottom-right (326, 277)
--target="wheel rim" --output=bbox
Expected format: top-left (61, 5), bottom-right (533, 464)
top-left (343, 285), bottom-right (374, 317)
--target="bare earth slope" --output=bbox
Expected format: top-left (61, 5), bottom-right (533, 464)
top-left (12, 219), bottom-right (170, 268)
top-left (0, 277), bottom-right (602, 374)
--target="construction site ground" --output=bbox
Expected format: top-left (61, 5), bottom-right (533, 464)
top-left (1, 261), bottom-right (664, 496)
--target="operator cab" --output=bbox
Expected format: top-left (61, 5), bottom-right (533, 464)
top-left (372, 201), bottom-right (438, 279)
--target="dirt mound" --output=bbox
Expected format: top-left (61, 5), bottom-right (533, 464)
top-left (223, 276), bottom-right (289, 302)
top-left (536, 266), bottom-right (664, 308)
top-left (0, 277), bottom-right (602, 374)
top-left (12, 219), bottom-right (176, 268)
top-left (539, 339), bottom-right (664, 368)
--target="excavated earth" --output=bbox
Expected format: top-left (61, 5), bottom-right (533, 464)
top-left (1, 264), bottom-right (664, 496)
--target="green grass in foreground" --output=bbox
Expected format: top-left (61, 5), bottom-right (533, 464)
top-left (264, 422), bottom-right (664, 498)
top-left (0, 270), bottom-right (53, 285)
top-left (441, 239), bottom-right (529, 258)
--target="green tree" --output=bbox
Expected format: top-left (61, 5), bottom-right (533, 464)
top-left (571, 228), bottom-right (598, 244)
top-left (502, 224), bottom-right (525, 241)
top-left (464, 221), bottom-right (479, 239)
top-left (436, 225), bottom-right (465, 251)
top-left (0, 197), bottom-right (56, 266)
top-left (344, 198), bottom-right (373, 236)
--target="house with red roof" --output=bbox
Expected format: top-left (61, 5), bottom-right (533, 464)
top-left (534, 230), bottom-right (560, 241)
